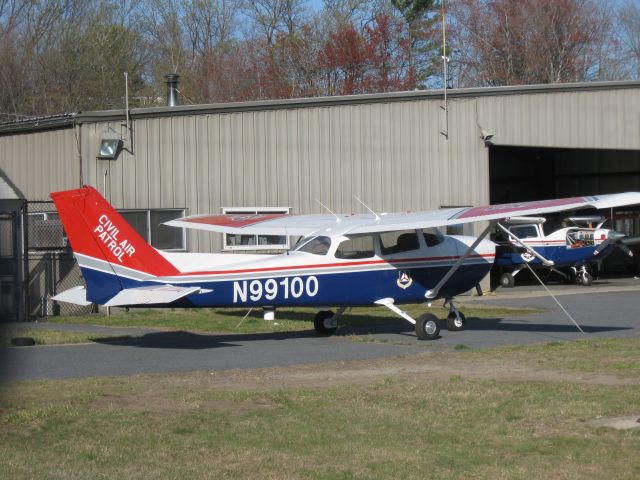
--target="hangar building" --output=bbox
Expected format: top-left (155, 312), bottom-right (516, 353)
top-left (1, 80), bottom-right (639, 320)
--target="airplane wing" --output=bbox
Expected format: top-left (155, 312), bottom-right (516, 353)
top-left (165, 213), bottom-right (339, 236)
top-left (164, 193), bottom-right (640, 236)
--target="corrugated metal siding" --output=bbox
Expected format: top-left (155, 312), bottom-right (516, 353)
top-left (1, 85), bottom-right (638, 252)
top-left (0, 128), bottom-right (79, 200)
top-left (480, 89), bottom-right (640, 149)
top-left (83, 87), bottom-right (640, 252)
top-left (82, 98), bottom-right (490, 252)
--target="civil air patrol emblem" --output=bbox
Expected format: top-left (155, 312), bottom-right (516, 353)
top-left (397, 271), bottom-right (413, 289)
top-left (520, 252), bottom-right (535, 263)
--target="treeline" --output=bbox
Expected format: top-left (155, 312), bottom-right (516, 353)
top-left (1, 0), bottom-right (638, 119)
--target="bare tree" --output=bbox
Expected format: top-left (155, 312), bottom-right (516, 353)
top-left (245, 0), bottom-right (308, 45)
top-left (619, 0), bottom-right (640, 79)
top-left (448, 0), bottom-right (616, 87)
top-left (183, 0), bottom-right (241, 55)
top-left (321, 0), bottom-right (376, 28)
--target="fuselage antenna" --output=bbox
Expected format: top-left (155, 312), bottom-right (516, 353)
top-left (315, 198), bottom-right (341, 223)
top-left (354, 195), bottom-right (380, 221)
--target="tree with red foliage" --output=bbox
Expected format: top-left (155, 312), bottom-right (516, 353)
top-left (319, 13), bottom-right (417, 95)
top-left (366, 13), bottom-right (417, 92)
top-left (320, 23), bottom-right (369, 95)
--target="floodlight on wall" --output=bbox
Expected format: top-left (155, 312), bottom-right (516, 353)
top-left (480, 130), bottom-right (494, 142)
top-left (97, 138), bottom-right (124, 160)
top-left (480, 129), bottom-right (495, 146)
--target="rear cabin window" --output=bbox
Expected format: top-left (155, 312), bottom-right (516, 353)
top-left (423, 227), bottom-right (444, 247)
top-left (335, 235), bottom-right (375, 259)
top-left (297, 236), bottom-right (331, 255)
top-left (380, 230), bottom-right (420, 255)
top-left (509, 225), bottom-right (539, 239)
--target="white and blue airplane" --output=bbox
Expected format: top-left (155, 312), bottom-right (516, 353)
top-left (494, 215), bottom-right (640, 288)
top-left (51, 186), bottom-right (640, 340)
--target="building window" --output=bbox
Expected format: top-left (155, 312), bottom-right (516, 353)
top-left (119, 209), bottom-right (186, 250)
top-left (222, 207), bottom-right (290, 251)
top-left (27, 212), bottom-right (65, 251)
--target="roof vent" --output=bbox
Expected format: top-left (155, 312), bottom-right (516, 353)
top-left (165, 73), bottom-right (180, 107)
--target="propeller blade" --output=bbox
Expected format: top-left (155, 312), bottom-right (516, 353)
top-left (618, 243), bottom-right (634, 257)
top-left (594, 231), bottom-right (625, 256)
top-left (593, 239), bottom-right (611, 255)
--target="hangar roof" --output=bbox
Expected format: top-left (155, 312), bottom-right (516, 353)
top-left (0, 80), bottom-right (639, 136)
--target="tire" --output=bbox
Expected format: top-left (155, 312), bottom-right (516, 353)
top-left (562, 270), bottom-right (576, 284)
top-left (415, 313), bottom-right (440, 340)
top-left (581, 272), bottom-right (593, 286)
top-left (446, 311), bottom-right (466, 331)
top-left (314, 310), bottom-right (337, 336)
top-left (500, 272), bottom-right (515, 288)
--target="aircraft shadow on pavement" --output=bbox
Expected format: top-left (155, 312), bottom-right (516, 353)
top-left (343, 318), bottom-right (631, 338)
top-left (463, 317), bottom-right (631, 334)
top-left (92, 329), bottom-right (318, 350)
top-left (91, 317), bottom-right (630, 350)
top-left (92, 323), bottom-right (414, 350)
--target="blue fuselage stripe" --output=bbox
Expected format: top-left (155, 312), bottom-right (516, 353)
top-left (81, 263), bottom-right (492, 307)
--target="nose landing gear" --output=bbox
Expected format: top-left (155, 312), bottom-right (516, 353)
top-left (444, 299), bottom-right (466, 331)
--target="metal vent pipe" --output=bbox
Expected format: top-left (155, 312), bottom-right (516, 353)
top-left (165, 73), bottom-right (180, 106)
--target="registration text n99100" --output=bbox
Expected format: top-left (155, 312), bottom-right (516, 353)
top-left (233, 276), bottom-right (319, 303)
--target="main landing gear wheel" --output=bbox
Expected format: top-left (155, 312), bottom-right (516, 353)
top-left (581, 272), bottom-right (593, 286)
top-left (446, 311), bottom-right (466, 331)
top-left (415, 313), bottom-right (440, 340)
top-left (314, 310), bottom-right (337, 336)
top-left (500, 272), bottom-right (515, 288)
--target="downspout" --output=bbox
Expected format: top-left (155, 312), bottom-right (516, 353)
top-left (74, 118), bottom-right (83, 187)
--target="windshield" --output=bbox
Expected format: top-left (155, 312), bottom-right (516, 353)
top-left (295, 236), bottom-right (331, 255)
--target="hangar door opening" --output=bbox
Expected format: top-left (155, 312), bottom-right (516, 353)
top-left (489, 145), bottom-right (640, 275)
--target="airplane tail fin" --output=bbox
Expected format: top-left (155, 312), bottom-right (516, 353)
top-left (51, 186), bottom-right (180, 304)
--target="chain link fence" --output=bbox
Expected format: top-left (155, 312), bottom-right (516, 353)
top-left (27, 201), bottom-right (92, 317)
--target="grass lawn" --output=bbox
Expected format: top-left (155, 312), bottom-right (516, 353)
top-left (0, 327), bottom-right (134, 347)
top-left (1, 338), bottom-right (640, 479)
top-left (45, 304), bottom-right (542, 335)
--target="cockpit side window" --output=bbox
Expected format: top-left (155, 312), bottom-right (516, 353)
top-left (335, 235), bottom-right (375, 259)
top-left (509, 225), bottom-right (539, 239)
top-left (380, 230), bottom-right (420, 255)
top-left (422, 227), bottom-right (444, 247)
top-left (296, 236), bottom-right (331, 255)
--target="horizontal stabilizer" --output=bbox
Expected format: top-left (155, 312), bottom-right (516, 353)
top-left (103, 285), bottom-right (203, 307)
top-left (52, 286), bottom-right (92, 306)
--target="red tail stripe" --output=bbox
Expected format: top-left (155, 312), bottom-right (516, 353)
top-left (51, 186), bottom-right (179, 277)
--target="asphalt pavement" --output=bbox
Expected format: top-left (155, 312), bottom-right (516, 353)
top-left (2, 277), bottom-right (639, 382)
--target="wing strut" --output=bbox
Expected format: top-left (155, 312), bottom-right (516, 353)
top-left (425, 222), bottom-right (496, 300)
top-left (496, 223), bottom-right (554, 266)
top-left (374, 298), bottom-right (416, 324)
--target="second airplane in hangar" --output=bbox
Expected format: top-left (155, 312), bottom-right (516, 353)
top-left (493, 215), bottom-right (640, 288)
